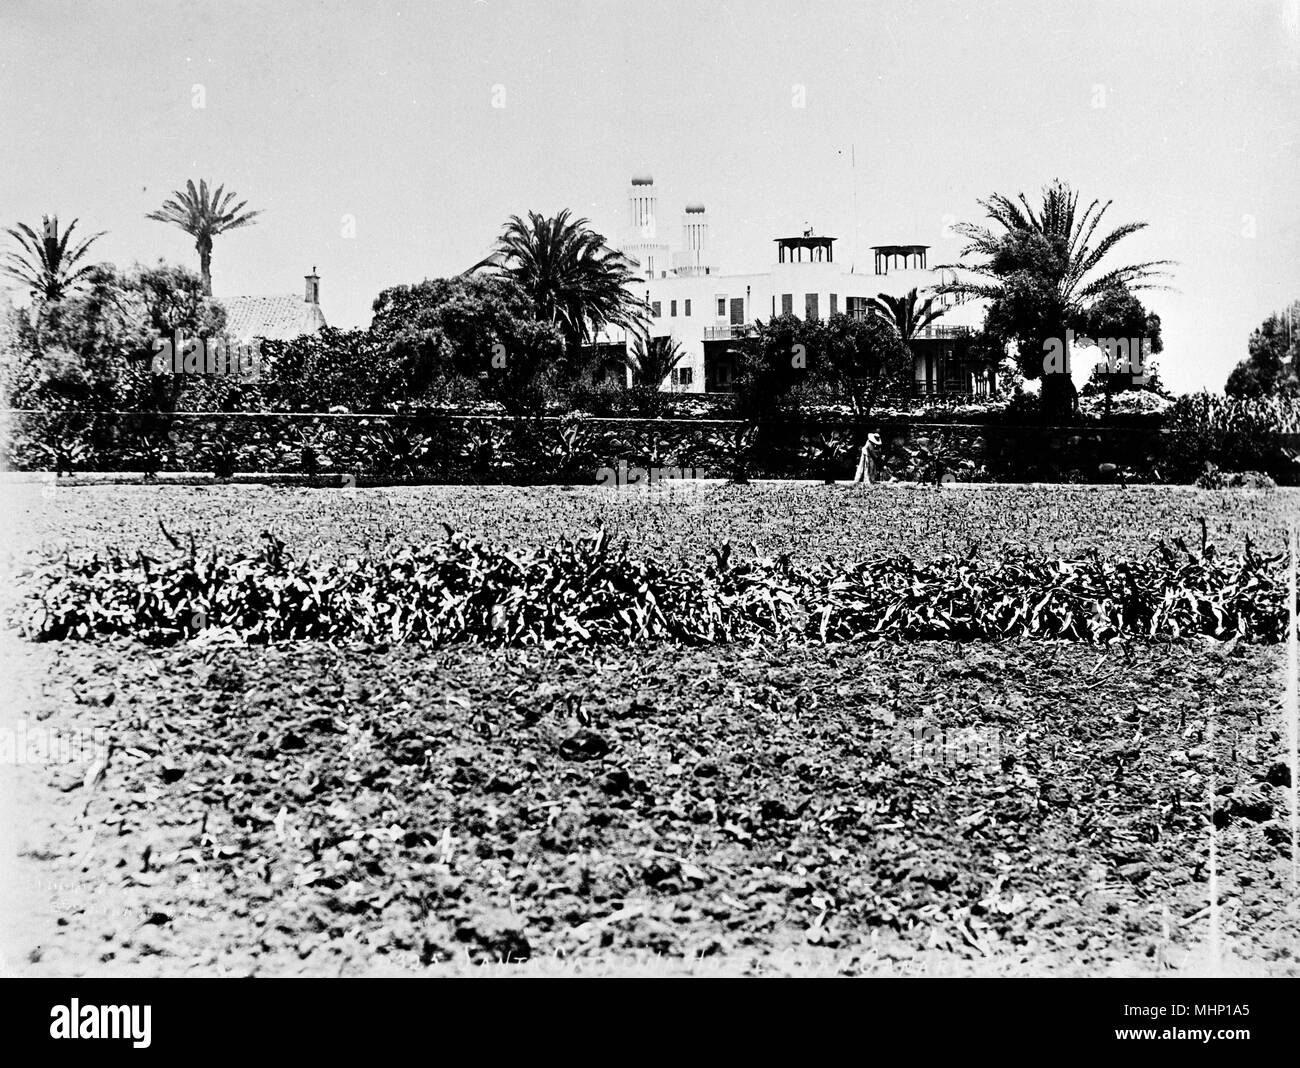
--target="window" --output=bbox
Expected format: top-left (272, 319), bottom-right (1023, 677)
top-left (670, 300), bottom-right (677, 317)
top-left (651, 301), bottom-right (662, 318)
top-left (805, 293), bottom-right (819, 320)
top-left (684, 299), bottom-right (691, 316)
top-left (830, 294), bottom-right (838, 315)
top-left (672, 366), bottom-right (694, 387)
top-left (717, 298), bottom-right (726, 317)
top-left (781, 293), bottom-right (793, 315)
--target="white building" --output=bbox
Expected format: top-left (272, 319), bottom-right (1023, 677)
top-left (596, 175), bottom-right (993, 396)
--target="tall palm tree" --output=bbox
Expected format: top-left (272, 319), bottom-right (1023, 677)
top-left (867, 288), bottom-right (945, 342)
top-left (145, 179), bottom-right (261, 294)
top-left (938, 179), bottom-right (1172, 416)
top-left (1, 215), bottom-right (105, 303)
top-left (622, 334), bottom-right (685, 388)
top-left (468, 209), bottom-right (648, 372)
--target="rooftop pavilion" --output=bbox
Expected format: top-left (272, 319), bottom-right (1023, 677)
top-left (775, 234), bottom-right (836, 263)
top-left (871, 244), bottom-right (929, 272)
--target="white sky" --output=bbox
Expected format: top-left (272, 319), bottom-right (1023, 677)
top-left (2, 0), bottom-right (1297, 392)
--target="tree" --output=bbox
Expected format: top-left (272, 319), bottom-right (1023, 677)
top-left (1, 215), bottom-right (105, 305)
top-left (131, 262), bottom-right (230, 409)
top-left (819, 311), bottom-right (911, 418)
top-left (1225, 301), bottom-right (1300, 398)
top-left (6, 262), bottom-right (226, 412)
top-left (370, 274), bottom-right (564, 415)
top-left (262, 327), bottom-right (397, 413)
top-left (735, 312), bottom-right (910, 420)
top-left (468, 209), bottom-right (647, 379)
top-left (1080, 284), bottom-right (1164, 417)
top-left (867, 287), bottom-right (944, 342)
top-left (145, 180), bottom-right (261, 294)
top-left (91, 265), bottom-right (226, 410)
top-left (939, 180), bottom-right (1172, 419)
top-left (733, 314), bottom-right (807, 421)
top-left (622, 334), bottom-right (685, 388)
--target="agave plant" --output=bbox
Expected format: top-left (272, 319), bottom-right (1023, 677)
top-left (127, 438), bottom-right (170, 483)
top-left (798, 431), bottom-right (856, 484)
top-left (203, 434), bottom-right (240, 481)
top-left (707, 425), bottom-right (759, 484)
top-left (36, 435), bottom-right (92, 478)
top-left (546, 415), bottom-right (595, 481)
top-left (901, 430), bottom-right (966, 486)
top-left (291, 425), bottom-right (331, 476)
top-left (458, 422), bottom-right (509, 482)
top-left (361, 424), bottom-right (432, 482)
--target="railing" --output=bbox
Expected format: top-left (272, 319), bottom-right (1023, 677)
top-left (703, 324), bottom-right (753, 341)
top-left (915, 325), bottom-right (975, 339)
top-left (845, 311), bottom-right (974, 339)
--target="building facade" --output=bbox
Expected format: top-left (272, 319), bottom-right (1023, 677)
top-left (596, 176), bottom-right (995, 397)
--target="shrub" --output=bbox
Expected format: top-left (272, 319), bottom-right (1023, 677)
top-left (1194, 463), bottom-right (1277, 490)
top-left (203, 434), bottom-right (239, 480)
top-left (17, 527), bottom-right (1288, 647)
top-left (1163, 392), bottom-right (1300, 483)
top-left (360, 423), bottom-right (434, 481)
top-left (566, 380), bottom-right (625, 416)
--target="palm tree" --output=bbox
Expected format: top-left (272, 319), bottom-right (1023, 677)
top-left (1, 215), bottom-right (105, 303)
top-left (939, 179), bottom-right (1172, 416)
top-left (622, 334), bottom-right (685, 388)
top-left (867, 288), bottom-right (945, 342)
top-left (145, 179), bottom-right (261, 294)
top-left (468, 209), bottom-right (647, 373)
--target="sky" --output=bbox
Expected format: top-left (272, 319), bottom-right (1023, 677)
top-left (1, 0), bottom-right (1297, 393)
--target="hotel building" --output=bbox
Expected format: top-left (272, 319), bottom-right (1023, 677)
top-left (595, 174), bottom-right (995, 397)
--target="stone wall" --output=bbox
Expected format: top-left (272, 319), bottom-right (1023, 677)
top-left (0, 410), bottom-right (1172, 483)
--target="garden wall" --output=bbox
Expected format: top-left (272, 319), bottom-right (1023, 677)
top-left (1, 409), bottom-right (1184, 484)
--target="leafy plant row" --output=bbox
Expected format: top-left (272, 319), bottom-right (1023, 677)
top-left (6, 409), bottom-right (1190, 485)
top-left (17, 526), bottom-right (1289, 648)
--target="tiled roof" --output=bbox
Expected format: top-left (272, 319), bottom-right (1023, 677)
top-left (224, 294), bottom-right (327, 341)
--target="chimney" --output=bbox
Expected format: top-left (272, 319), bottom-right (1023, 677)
top-left (305, 267), bottom-right (320, 304)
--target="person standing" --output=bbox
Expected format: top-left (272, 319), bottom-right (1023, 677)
top-left (853, 432), bottom-right (882, 483)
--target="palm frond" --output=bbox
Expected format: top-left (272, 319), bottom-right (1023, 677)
top-left (1, 214), bottom-right (105, 301)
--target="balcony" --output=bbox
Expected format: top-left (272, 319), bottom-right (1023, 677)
top-left (914, 324), bottom-right (975, 340)
top-left (703, 324), bottom-right (754, 341)
top-left (845, 310), bottom-right (973, 339)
